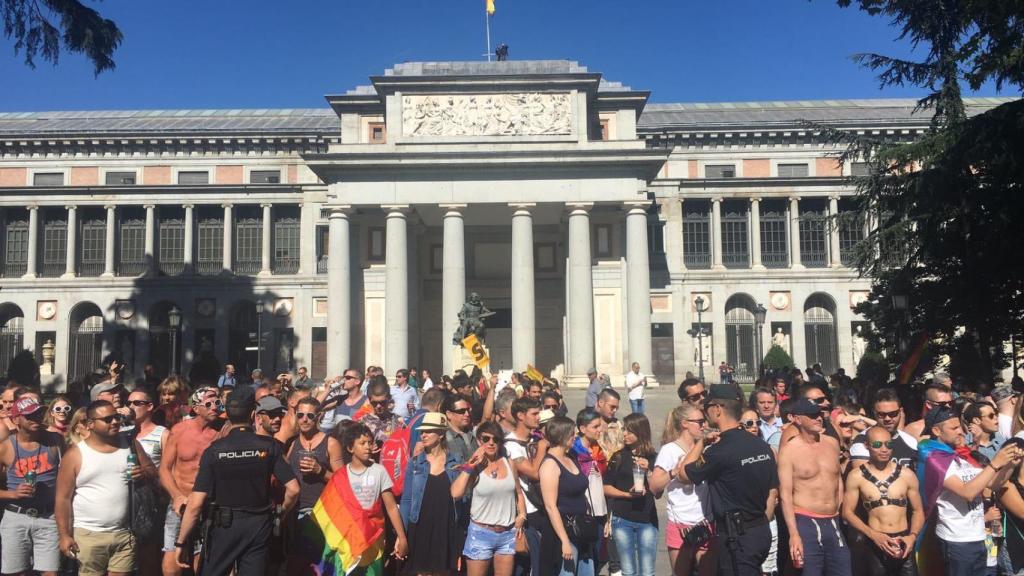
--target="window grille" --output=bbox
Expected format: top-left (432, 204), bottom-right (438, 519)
top-left (720, 203), bottom-right (749, 268)
top-left (760, 205), bottom-right (789, 268)
top-left (80, 218), bottom-right (106, 276)
top-left (0, 315), bottom-right (23, 377)
top-left (316, 226), bottom-right (329, 274)
top-left (273, 216), bottom-right (300, 274)
top-left (725, 296), bottom-right (756, 382)
top-left (799, 207), bottom-right (829, 268)
top-left (177, 171), bottom-right (209, 185)
top-left (851, 162), bottom-right (872, 177)
top-left (2, 215), bottom-right (29, 277)
top-left (105, 172), bottom-right (136, 185)
top-left (158, 214), bottom-right (185, 276)
top-left (777, 163), bottom-right (809, 178)
top-left (234, 214), bottom-right (263, 275)
top-left (250, 170), bottom-right (280, 184)
top-left (41, 215), bottom-right (67, 277)
top-left (705, 165), bottom-right (735, 178)
top-left (682, 203), bottom-right (711, 269)
top-left (648, 220), bottom-right (665, 256)
top-left (804, 294), bottom-right (839, 375)
top-left (33, 172), bottom-right (63, 186)
top-left (197, 217), bottom-right (224, 276)
top-left (838, 211), bottom-right (865, 267)
top-left (118, 216), bottom-right (147, 276)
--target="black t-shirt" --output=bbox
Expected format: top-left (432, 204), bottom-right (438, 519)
top-left (685, 428), bottom-right (778, 520)
top-left (193, 426), bottom-right (295, 511)
top-left (849, 429), bottom-right (918, 471)
top-left (603, 449), bottom-right (658, 525)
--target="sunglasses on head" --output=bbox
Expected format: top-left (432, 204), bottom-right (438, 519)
top-left (448, 407), bottom-right (470, 415)
top-left (875, 409), bottom-right (900, 419)
top-left (129, 400), bottom-right (152, 407)
top-left (92, 414), bottom-right (123, 424)
top-left (295, 412), bottom-right (317, 420)
top-left (51, 405), bottom-right (72, 414)
top-left (869, 440), bottom-right (894, 449)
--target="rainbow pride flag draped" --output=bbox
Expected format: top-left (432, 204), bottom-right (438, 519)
top-left (311, 466), bottom-right (386, 575)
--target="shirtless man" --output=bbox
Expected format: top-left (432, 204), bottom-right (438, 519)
top-left (159, 387), bottom-right (223, 575)
top-left (902, 380), bottom-right (953, 440)
top-left (842, 427), bottom-right (924, 576)
top-left (778, 398), bottom-right (850, 575)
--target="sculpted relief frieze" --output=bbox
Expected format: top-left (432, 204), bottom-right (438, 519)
top-left (401, 93), bottom-right (573, 137)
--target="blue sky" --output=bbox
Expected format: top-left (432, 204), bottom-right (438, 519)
top-left (0, 0), bottom-right (1009, 112)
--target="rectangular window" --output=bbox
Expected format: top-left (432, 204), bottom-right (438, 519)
top-left (235, 214), bottom-right (262, 274)
top-left (33, 172), bottom-right (63, 186)
top-left (273, 215), bottom-right (300, 274)
top-left (600, 119), bottom-right (610, 141)
top-left (177, 171), bottom-right (209, 185)
top-left (118, 216), bottom-right (146, 276)
top-left (2, 216), bottom-right (29, 277)
top-left (158, 215), bottom-right (185, 276)
top-left (316, 226), bottom-right (329, 274)
top-left (250, 170), bottom-right (280, 184)
top-left (105, 171), bottom-right (136, 185)
top-left (683, 203), bottom-right (711, 269)
top-left (704, 164), bottom-right (735, 178)
top-left (759, 205), bottom-right (789, 268)
top-left (851, 162), bottom-right (872, 177)
top-left (368, 122), bottom-right (386, 144)
top-left (799, 208), bottom-right (829, 268)
top-left (594, 224), bottom-right (613, 258)
top-left (839, 212), bottom-right (865, 266)
top-left (41, 216), bottom-right (67, 277)
top-left (648, 220), bottom-right (665, 256)
top-left (777, 163), bottom-right (809, 178)
top-left (197, 217), bottom-right (223, 275)
top-left (311, 327), bottom-right (327, 381)
top-left (720, 202), bottom-right (749, 268)
top-left (80, 218), bottom-right (106, 276)
top-left (367, 226), bottom-right (385, 262)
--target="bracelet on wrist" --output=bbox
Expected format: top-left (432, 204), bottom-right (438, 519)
top-left (458, 464), bottom-right (477, 475)
top-left (989, 462), bottom-right (1002, 472)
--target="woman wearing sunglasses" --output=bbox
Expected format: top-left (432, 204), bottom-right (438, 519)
top-left (45, 395), bottom-right (73, 435)
top-left (603, 413), bottom-right (659, 576)
top-left (740, 410), bottom-right (761, 439)
top-left (650, 404), bottom-right (714, 575)
top-left (450, 421), bottom-right (527, 576)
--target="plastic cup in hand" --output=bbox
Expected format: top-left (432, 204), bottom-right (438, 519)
top-left (297, 449), bottom-right (315, 473)
top-left (632, 463), bottom-right (645, 493)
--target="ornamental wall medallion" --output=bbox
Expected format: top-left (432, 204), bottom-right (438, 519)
top-left (849, 291), bottom-right (869, 309)
top-left (401, 93), bottom-right (573, 137)
top-left (770, 292), bottom-right (791, 311)
top-left (36, 300), bottom-right (57, 321)
top-left (274, 298), bottom-right (294, 317)
top-left (196, 298), bottom-right (216, 319)
top-left (115, 300), bottom-right (135, 320)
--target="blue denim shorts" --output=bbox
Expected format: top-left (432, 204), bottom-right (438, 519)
top-left (463, 521), bottom-right (516, 560)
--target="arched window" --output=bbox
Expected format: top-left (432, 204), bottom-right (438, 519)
top-left (0, 305), bottom-right (25, 376)
top-left (69, 304), bottom-right (104, 383)
top-left (804, 293), bottom-right (839, 375)
top-left (725, 294), bottom-right (757, 381)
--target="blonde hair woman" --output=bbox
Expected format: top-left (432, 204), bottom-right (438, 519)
top-left (44, 395), bottom-right (73, 435)
top-left (67, 407), bottom-right (90, 444)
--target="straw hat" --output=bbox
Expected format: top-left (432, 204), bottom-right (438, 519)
top-left (416, 412), bottom-right (449, 431)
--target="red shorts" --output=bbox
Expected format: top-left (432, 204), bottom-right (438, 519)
top-left (664, 520), bottom-right (715, 552)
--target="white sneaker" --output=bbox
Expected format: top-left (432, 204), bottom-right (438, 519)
top-left (610, 572), bottom-right (623, 576)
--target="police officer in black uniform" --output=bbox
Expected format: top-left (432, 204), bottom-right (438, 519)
top-left (679, 384), bottom-right (778, 575)
top-left (175, 386), bottom-right (299, 575)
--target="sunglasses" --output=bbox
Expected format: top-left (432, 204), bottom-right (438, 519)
top-left (260, 411), bottom-right (285, 419)
top-left (875, 409), bottom-right (900, 419)
top-left (202, 400), bottom-right (222, 409)
top-left (742, 419), bottom-right (758, 428)
top-left (369, 400), bottom-right (390, 407)
top-left (51, 405), bottom-right (72, 414)
top-left (685, 418), bottom-right (707, 426)
top-left (343, 375), bottom-right (360, 380)
top-left (838, 420), bottom-right (855, 428)
top-left (296, 412), bottom-right (317, 420)
top-left (809, 397), bottom-right (829, 405)
top-left (543, 404), bottom-right (559, 410)
top-left (929, 400), bottom-right (953, 409)
top-left (91, 414), bottom-right (123, 424)
top-left (869, 440), bottom-right (894, 449)
top-left (129, 400), bottom-right (152, 407)
top-left (479, 434), bottom-right (498, 444)
top-left (448, 407), bottom-right (470, 415)
top-left (686, 391), bottom-right (707, 402)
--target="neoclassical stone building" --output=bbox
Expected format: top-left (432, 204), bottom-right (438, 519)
top-left (0, 60), bottom-right (1008, 389)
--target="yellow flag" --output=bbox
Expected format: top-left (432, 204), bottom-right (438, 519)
top-left (461, 334), bottom-right (490, 370)
top-left (486, 0), bottom-right (496, 16)
top-left (525, 364), bottom-right (544, 382)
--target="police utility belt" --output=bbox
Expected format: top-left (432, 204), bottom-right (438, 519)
top-left (714, 510), bottom-right (768, 535)
top-left (207, 503), bottom-right (274, 529)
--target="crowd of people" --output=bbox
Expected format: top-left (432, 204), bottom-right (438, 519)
top-left (2, 357), bottom-right (1024, 576)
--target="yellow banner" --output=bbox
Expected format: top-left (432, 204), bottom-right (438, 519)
top-left (525, 364), bottom-right (544, 382)
top-left (461, 334), bottom-right (490, 369)
top-left (486, 0), bottom-right (495, 16)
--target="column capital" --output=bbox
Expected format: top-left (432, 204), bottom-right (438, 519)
top-left (439, 203), bottom-right (468, 211)
top-left (27, 204), bottom-right (39, 211)
top-left (710, 197), bottom-right (723, 204)
top-left (65, 204), bottom-right (77, 211)
top-left (327, 205), bottom-right (352, 218)
top-left (508, 203), bottom-right (536, 211)
top-left (828, 194), bottom-right (841, 202)
top-left (381, 204), bottom-right (411, 214)
top-left (623, 200), bottom-right (649, 212)
top-left (565, 202), bottom-right (593, 214)
top-left (788, 195), bottom-right (801, 203)
top-left (221, 203), bottom-right (233, 209)
top-left (748, 196), bottom-right (762, 203)
top-left (182, 203), bottom-right (194, 210)
top-left (104, 204), bottom-right (116, 211)
top-left (260, 202), bottom-right (273, 209)
top-left (143, 204), bottom-right (155, 210)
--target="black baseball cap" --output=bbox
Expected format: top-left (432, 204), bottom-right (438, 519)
top-left (704, 384), bottom-right (741, 404)
top-left (925, 406), bottom-right (958, 431)
top-left (789, 399), bottom-right (822, 418)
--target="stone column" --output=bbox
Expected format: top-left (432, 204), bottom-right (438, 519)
top-left (828, 195), bottom-right (842, 267)
top-left (63, 205), bottom-right (77, 278)
top-left (750, 197), bottom-right (764, 269)
top-left (711, 198), bottom-right (724, 269)
top-left (385, 207), bottom-right (409, 373)
top-left (102, 205), bottom-right (116, 277)
top-left (625, 205), bottom-right (653, 377)
top-left (511, 205), bottom-right (536, 369)
top-left (667, 198), bottom-right (685, 273)
top-left (222, 204), bottom-right (233, 273)
top-left (144, 204), bottom-right (156, 276)
top-left (260, 203), bottom-right (272, 275)
top-left (327, 207), bottom-right (351, 376)
top-left (789, 196), bottom-right (804, 269)
top-left (567, 205), bottom-right (595, 376)
top-left (441, 206), bottom-right (467, 367)
top-left (23, 205), bottom-right (38, 278)
top-left (183, 204), bottom-right (194, 274)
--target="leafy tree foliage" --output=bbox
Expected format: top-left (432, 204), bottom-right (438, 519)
top-left (831, 0), bottom-right (1024, 382)
top-left (762, 345), bottom-right (795, 373)
top-left (2, 0), bottom-right (122, 74)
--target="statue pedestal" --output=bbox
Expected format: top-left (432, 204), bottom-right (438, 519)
top-left (451, 344), bottom-right (492, 377)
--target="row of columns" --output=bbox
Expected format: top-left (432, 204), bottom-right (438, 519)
top-left (324, 202), bottom-right (654, 379)
top-left (696, 195), bottom-right (843, 271)
top-left (17, 203), bottom-right (282, 278)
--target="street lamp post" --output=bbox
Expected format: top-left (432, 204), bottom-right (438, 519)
top-left (255, 299), bottom-right (263, 371)
top-left (754, 303), bottom-right (767, 378)
top-left (167, 305), bottom-right (182, 376)
top-left (694, 296), bottom-right (708, 382)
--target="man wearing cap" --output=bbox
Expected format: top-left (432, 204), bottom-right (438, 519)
top-left (919, 406), bottom-right (1022, 575)
top-left (0, 397), bottom-right (66, 576)
top-left (777, 398), bottom-right (849, 575)
top-left (585, 369), bottom-right (602, 409)
top-left (992, 386), bottom-right (1019, 439)
top-left (175, 387), bottom-right (299, 575)
top-left (90, 379), bottom-right (130, 420)
top-left (679, 384), bottom-right (778, 575)
top-left (159, 386), bottom-right (224, 576)
top-left (255, 395), bottom-right (286, 441)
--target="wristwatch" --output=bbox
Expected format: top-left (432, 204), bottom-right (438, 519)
top-left (174, 542), bottom-right (187, 548)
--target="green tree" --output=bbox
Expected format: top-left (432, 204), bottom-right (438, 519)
top-left (2, 0), bottom-right (121, 74)
top-left (828, 0), bottom-right (1024, 382)
top-left (762, 345), bottom-right (795, 373)
top-left (856, 351), bottom-right (890, 387)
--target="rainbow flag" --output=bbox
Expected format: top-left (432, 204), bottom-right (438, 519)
top-left (897, 331), bottom-right (929, 385)
top-left (311, 467), bottom-right (386, 575)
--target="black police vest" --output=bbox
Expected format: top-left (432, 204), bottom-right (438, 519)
top-left (206, 427), bottom-right (280, 511)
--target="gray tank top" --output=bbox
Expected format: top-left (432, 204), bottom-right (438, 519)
top-left (470, 457), bottom-right (516, 526)
top-left (287, 435), bottom-right (331, 510)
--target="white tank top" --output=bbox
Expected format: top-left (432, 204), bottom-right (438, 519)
top-left (73, 440), bottom-right (130, 531)
top-left (470, 458), bottom-right (517, 526)
top-left (137, 425), bottom-right (165, 468)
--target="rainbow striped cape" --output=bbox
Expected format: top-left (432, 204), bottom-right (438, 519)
top-left (310, 465), bottom-right (386, 576)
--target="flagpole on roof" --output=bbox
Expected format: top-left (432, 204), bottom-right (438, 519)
top-left (485, 5), bottom-right (492, 61)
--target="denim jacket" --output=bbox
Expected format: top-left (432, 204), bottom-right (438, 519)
top-left (399, 450), bottom-right (463, 528)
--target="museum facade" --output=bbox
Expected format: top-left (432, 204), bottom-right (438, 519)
top-left (0, 60), bottom-right (1008, 389)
